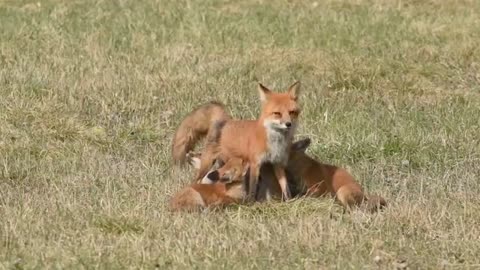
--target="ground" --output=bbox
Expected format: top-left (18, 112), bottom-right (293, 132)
top-left (1, 0), bottom-right (480, 269)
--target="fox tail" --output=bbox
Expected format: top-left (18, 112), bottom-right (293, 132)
top-left (171, 101), bottom-right (230, 165)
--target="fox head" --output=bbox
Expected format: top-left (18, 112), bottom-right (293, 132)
top-left (258, 81), bottom-right (301, 133)
top-left (201, 158), bottom-right (248, 184)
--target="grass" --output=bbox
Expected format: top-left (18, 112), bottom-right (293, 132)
top-left (1, 0), bottom-right (480, 269)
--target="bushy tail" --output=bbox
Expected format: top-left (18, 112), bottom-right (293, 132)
top-left (335, 183), bottom-right (387, 213)
top-left (171, 101), bottom-right (230, 165)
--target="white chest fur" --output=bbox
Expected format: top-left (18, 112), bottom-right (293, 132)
top-left (261, 128), bottom-right (292, 166)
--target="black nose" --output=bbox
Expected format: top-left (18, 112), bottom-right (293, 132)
top-left (285, 122), bottom-right (292, 128)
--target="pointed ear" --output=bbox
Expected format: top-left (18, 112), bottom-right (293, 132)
top-left (201, 170), bottom-right (220, 184)
top-left (287, 81), bottom-right (301, 100)
top-left (258, 83), bottom-right (272, 103)
top-left (291, 138), bottom-right (311, 152)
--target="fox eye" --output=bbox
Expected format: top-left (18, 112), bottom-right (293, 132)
top-left (273, 112), bottom-right (282, 117)
top-left (289, 110), bottom-right (298, 116)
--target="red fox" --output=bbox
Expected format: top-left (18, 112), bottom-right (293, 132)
top-left (169, 157), bottom-right (247, 212)
top-left (172, 82), bottom-right (302, 201)
top-left (172, 100), bottom-right (288, 201)
top-left (288, 138), bottom-right (387, 212)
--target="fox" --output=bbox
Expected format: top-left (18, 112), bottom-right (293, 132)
top-left (178, 82), bottom-right (302, 201)
top-left (171, 99), bottom-right (296, 201)
top-left (169, 157), bottom-right (247, 212)
top-left (287, 138), bottom-right (387, 212)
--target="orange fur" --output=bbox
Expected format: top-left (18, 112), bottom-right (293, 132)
top-left (194, 82), bottom-right (302, 201)
top-left (184, 138), bottom-right (387, 212)
top-left (170, 89), bottom-right (386, 212)
top-left (188, 152), bottom-right (286, 202)
top-left (171, 101), bottom-right (230, 165)
top-left (169, 183), bottom-right (239, 212)
top-left (187, 139), bottom-right (386, 212)
top-left (288, 139), bottom-right (387, 212)
top-left (169, 157), bottom-right (247, 212)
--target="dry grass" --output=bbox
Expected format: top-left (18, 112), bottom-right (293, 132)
top-left (1, 0), bottom-right (480, 269)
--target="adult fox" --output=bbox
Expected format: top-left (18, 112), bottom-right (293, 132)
top-left (172, 82), bottom-right (302, 201)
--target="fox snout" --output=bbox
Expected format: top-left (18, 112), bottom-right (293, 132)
top-left (275, 117), bottom-right (296, 130)
top-left (279, 120), bottom-right (294, 130)
top-left (264, 107), bottom-right (300, 131)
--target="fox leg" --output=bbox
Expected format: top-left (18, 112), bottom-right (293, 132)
top-left (247, 163), bottom-right (260, 201)
top-left (273, 165), bottom-right (291, 201)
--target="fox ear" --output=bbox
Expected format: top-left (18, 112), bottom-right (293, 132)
top-left (292, 138), bottom-right (311, 152)
top-left (202, 170), bottom-right (220, 184)
top-left (258, 83), bottom-right (272, 102)
top-left (287, 81), bottom-right (301, 100)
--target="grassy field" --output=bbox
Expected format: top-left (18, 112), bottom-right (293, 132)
top-left (1, 0), bottom-right (480, 269)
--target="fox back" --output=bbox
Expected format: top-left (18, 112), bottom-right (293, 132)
top-left (287, 139), bottom-right (362, 198)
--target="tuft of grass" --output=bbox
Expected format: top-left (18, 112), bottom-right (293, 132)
top-left (1, 0), bottom-right (480, 269)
